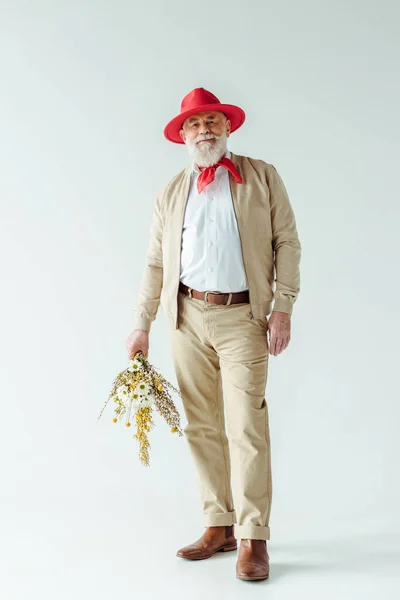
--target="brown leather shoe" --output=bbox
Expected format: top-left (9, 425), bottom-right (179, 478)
top-left (176, 525), bottom-right (237, 560)
top-left (236, 539), bottom-right (270, 581)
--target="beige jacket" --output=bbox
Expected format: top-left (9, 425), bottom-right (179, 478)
top-left (133, 151), bottom-right (302, 332)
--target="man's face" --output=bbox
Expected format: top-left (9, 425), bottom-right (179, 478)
top-left (179, 111), bottom-right (231, 144)
top-left (179, 111), bottom-right (231, 167)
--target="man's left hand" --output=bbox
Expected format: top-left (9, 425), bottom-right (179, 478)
top-left (267, 311), bottom-right (291, 356)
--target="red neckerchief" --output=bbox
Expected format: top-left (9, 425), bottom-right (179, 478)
top-left (196, 156), bottom-right (243, 194)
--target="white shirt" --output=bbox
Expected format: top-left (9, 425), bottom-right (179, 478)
top-left (179, 149), bottom-right (249, 293)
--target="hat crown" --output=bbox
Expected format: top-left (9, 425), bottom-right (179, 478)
top-left (181, 87), bottom-right (221, 114)
top-left (164, 87), bottom-right (245, 144)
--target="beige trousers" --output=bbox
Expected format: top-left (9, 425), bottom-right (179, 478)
top-left (169, 290), bottom-right (272, 541)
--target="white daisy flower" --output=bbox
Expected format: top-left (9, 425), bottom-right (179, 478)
top-left (135, 381), bottom-right (150, 397)
top-left (131, 389), bottom-right (140, 401)
top-left (127, 358), bottom-right (143, 373)
top-left (141, 395), bottom-right (155, 408)
top-left (116, 385), bottom-right (129, 401)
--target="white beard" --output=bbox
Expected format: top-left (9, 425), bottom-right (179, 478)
top-left (185, 132), bottom-right (228, 168)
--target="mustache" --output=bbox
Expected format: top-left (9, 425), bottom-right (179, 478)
top-left (195, 134), bottom-right (216, 144)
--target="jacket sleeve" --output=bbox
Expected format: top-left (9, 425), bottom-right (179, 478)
top-left (267, 164), bottom-right (302, 315)
top-left (133, 187), bottom-right (165, 332)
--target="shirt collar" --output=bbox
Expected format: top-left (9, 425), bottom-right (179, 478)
top-left (192, 148), bottom-right (231, 174)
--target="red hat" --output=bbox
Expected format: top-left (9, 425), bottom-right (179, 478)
top-left (164, 87), bottom-right (246, 144)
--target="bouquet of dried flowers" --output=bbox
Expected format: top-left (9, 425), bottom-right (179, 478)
top-left (98, 351), bottom-right (183, 466)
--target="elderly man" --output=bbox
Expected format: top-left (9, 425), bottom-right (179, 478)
top-left (126, 87), bottom-right (301, 581)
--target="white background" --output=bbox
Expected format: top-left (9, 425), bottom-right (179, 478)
top-left (1, 1), bottom-right (399, 598)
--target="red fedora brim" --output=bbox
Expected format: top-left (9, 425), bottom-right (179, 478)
top-left (164, 103), bottom-right (246, 144)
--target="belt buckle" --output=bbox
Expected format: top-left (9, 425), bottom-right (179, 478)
top-left (204, 290), bottom-right (223, 304)
top-left (204, 290), bottom-right (212, 304)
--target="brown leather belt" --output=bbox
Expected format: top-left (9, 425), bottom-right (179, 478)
top-left (179, 281), bottom-right (249, 305)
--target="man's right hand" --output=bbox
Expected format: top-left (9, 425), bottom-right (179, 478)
top-left (126, 329), bottom-right (149, 360)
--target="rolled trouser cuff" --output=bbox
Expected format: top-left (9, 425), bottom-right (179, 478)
top-left (235, 524), bottom-right (270, 540)
top-left (203, 510), bottom-right (237, 526)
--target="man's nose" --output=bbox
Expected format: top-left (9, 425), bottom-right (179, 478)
top-left (199, 123), bottom-right (210, 135)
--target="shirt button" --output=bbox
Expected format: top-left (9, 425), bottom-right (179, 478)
top-left (209, 241), bottom-right (213, 246)
top-left (208, 267), bottom-right (213, 272)
top-left (210, 218), bottom-right (214, 223)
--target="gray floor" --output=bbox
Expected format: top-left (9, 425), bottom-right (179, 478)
top-left (3, 491), bottom-right (399, 600)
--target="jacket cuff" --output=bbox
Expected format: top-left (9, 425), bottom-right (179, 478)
top-left (134, 315), bottom-right (152, 332)
top-left (272, 297), bottom-right (294, 315)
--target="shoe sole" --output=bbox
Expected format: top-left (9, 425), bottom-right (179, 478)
top-left (176, 543), bottom-right (237, 560)
top-left (236, 573), bottom-right (269, 581)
